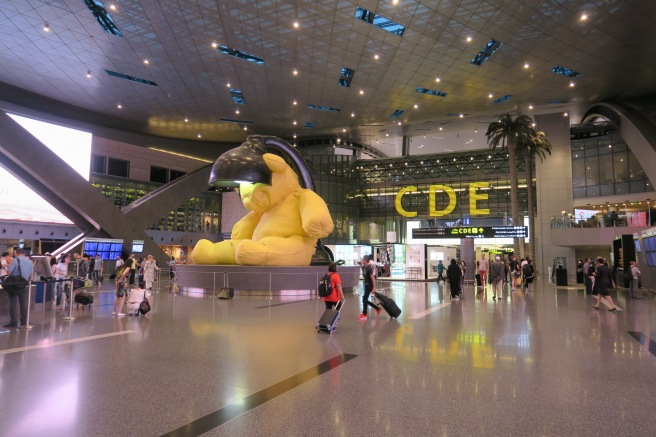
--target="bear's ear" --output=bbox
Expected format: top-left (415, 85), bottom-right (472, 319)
top-left (263, 153), bottom-right (289, 174)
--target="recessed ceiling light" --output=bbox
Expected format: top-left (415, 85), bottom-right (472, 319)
top-left (459, 113), bottom-right (464, 118)
top-left (293, 68), bottom-right (298, 75)
top-left (563, 112), bottom-right (568, 116)
top-left (197, 133), bottom-right (202, 138)
top-left (43, 23), bottom-right (50, 32)
top-left (439, 127), bottom-right (443, 131)
top-left (117, 104), bottom-right (122, 109)
top-left (580, 13), bottom-right (588, 21)
top-left (293, 134), bottom-right (297, 138)
top-left (569, 81), bottom-right (575, 87)
top-left (143, 59), bottom-right (149, 64)
top-left (532, 123), bottom-right (536, 127)
top-left (374, 54), bottom-right (380, 60)
top-left (293, 21), bottom-right (299, 28)
top-left (86, 71), bottom-right (92, 78)
top-left (293, 120), bottom-right (297, 125)
top-left (359, 89), bottom-right (364, 95)
top-left (488, 93), bottom-right (493, 98)
top-left (435, 76), bottom-right (441, 82)
top-left (386, 133), bottom-right (389, 137)
top-left (351, 112), bottom-right (355, 117)
top-left (392, 0), bottom-right (399, 4)
top-left (413, 103), bottom-right (418, 109)
top-left (466, 35), bottom-right (472, 42)
top-left (184, 117), bottom-right (188, 122)
top-left (110, 4), bottom-right (116, 10)
top-left (226, 82), bottom-right (231, 87)
top-left (211, 42), bottom-right (218, 48)
top-left (293, 100), bottom-right (297, 105)
top-left (398, 122), bottom-right (402, 125)
top-left (342, 128), bottom-right (346, 132)
top-left (529, 105), bottom-right (534, 109)
top-left (235, 109), bottom-right (240, 114)
top-left (243, 126), bottom-right (248, 131)
top-left (524, 63), bottom-right (530, 69)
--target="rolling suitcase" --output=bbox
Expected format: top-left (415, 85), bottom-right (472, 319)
top-left (375, 292), bottom-right (401, 318)
top-left (317, 300), bottom-right (343, 333)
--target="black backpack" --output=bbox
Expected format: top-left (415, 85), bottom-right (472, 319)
top-left (318, 273), bottom-right (333, 297)
top-left (523, 263), bottom-right (533, 278)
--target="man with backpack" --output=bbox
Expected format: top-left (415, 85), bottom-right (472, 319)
top-left (320, 263), bottom-right (345, 309)
top-left (523, 258), bottom-right (535, 291)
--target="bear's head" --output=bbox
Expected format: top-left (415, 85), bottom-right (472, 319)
top-left (239, 153), bottom-right (300, 213)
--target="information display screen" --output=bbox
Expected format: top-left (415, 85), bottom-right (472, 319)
top-left (412, 226), bottom-right (528, 239)
top-left (84, 238), bottom-right (123, 260)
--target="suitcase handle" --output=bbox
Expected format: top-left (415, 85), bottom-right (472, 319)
top-left (335, 300), bottom-right (344, 312)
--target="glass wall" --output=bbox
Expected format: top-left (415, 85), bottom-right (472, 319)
top-left (571, 133), bottom-right (653, 199)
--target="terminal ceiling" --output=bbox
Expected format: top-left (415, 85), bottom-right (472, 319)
top-left (0, 0), bottom-right (655, 156)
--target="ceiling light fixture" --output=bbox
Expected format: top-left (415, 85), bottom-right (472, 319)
top-left (143, 59), bottom-right (149, 64)
top-left (359, 89), bottom-right (364, 95)
top-left (86, 71), bottom-right (92, 78)
top-left (466, 35), bottom-right (472, 42)
top-left (398, 122), bottom-right (402, 125)
top-left (117, 104), bottom-right (122, 109)
top-left (459, 113), bottom-right (464, 118)
top-left (435, 76), bottom-right (441, 82)
top-left (569, 81), bottom-right (575, 87)
top-left (524, 62), bottom-right (530, 69)
top-left (342, 128), bottom-right (346, 132)
top-left (235, 109), bottom-right (240, 114)
top-left (244, 126), bottom-right (248, 131)
top-left (197, 133), bottom-right (202, 138)
top-left (110, 4), bottom-right (116, 10)
top-left (226, 82), bottom-right (231, 87)
top-left (392, 0), bottom-right (399, 4)
top-left (529, 105), bottom-right (534, 109)
top-left (414, 104), bottom-right (418, 109)
top-left (351, 112), bottom-right (355, 117)
top-left (488, 93), bottom-right (493, 98)
top-left (43, 23), bottom-right (50, 32)
top-left (184, 117), bottom-right (188, 122)
top-left (374, 54), bottom-right (380, 60)
top-left (563, 112), bottom-right (569, 116)
top-left (293, 100), bottom-right (297, 105)
top-left (293, 68), bottom-right (298, 75)
top-left (293, 21), bottom-right (299, 28)
top-left (293, 120), bottom-right (297, 125)
top-left (386, 133), bottom-right (389, 137)
top-left (439, 127), bottom-right (443, 131)
top-left (211, 42), bottom-right (218, 48)
top-left (580, 13), bottom-right (588, 21)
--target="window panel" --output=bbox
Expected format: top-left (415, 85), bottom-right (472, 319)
top-left (585, 156), bottom-right (599, 185)
top-left (107, 158), bottom-right (129, 178)
top-left (91, 154), bottom-right (106, 174)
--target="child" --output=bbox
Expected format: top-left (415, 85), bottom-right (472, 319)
top-left (113, 276), bottom-right (127, 317)
top-left (127, 281), bottom-right (150, 316)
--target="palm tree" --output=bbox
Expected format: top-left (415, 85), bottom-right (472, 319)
top-left (486, 114), bottom-right (536, 257)
top-left (518, 131), bottom-right (552, 263)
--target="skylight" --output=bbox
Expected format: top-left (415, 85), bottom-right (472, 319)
top-left (229, 89), bottom-right (245, 105)
top-left (308, 104), bottom-right (340, 112)
top-left (305, 122), bottom-right (315, 128)
top-left (471, 39), bottom-right (503, 66)
top-left (390, 109), bottom-right (404, 118)
top-left (217, 45), bottom-right (265, 65)
top-left (338, 67), bottom-right (355, 87)
top-left (354, 7), bottom-right (406, 37)
top-left (84, 0), bottom-right (122, 37)
top-left (416, 87), bottom-right (447, 97)
top-left (105, 70), bottom-right (157, 86)
top-left (492, 95), bottom-right (512, 104)
top-left (551, 65), bottom-right (581, 78)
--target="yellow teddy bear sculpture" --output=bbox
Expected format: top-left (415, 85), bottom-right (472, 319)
top-left (191, 153), bottom-right (334, 266)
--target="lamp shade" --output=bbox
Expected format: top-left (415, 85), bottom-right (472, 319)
top-left (209, 136), bottom-right (272, 187)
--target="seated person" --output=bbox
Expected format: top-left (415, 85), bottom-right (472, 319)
top-left (127, 281), bottom-right (151, 316)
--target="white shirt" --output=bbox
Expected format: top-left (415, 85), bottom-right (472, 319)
top-left (128, 288), bottom-right (151, 304)
top-left (478, 258), bottom-right (489, 271)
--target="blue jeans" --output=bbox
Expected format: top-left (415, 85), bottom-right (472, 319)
top-left (55, 280), bottom-right (70, 306)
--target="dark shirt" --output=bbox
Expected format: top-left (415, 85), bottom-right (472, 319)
top-left (447, 264), bottom-right (462, 282)
top-left (363, 264), bottom-right (375, 286)
top-left (595, 263), bottom-right (612, 290)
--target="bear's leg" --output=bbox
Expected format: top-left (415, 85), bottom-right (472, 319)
top-left (235, 236), bottom-right (315, 266)
top-left (191, 239), bottom-right (240, 265)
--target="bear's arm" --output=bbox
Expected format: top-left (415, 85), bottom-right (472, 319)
top-left (298, 190), bottom-right (334, 239)
top-left (231, 210), bottom-right (263, 239)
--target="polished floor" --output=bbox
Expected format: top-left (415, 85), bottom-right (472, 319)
top-left (1, 276), bottom-right (656, 436)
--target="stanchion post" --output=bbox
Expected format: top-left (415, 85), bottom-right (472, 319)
top-left (62, 278), bottom-right (75, 321)
top-left (19, 280), bottom-right (35, 330)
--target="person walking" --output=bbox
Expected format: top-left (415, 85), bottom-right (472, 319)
top-left (523, 258), bottom-right (535, 291)
top-left (478, 254), bottom-right (489, 290)
top-left (322, 263), bottom-right (345, 309)
top-left (53, 253), bottom-right (70, 310)
top-left (512, 263), bottom-right (522, 291)
top-left (446, 258), bottom-right (462, 301)
top-left (489, 255), bottom-right (505, 300)
top-left (3, 248), bottom-right (33, 328)
top-left (593, 257), bottom-right (618, 311)
top-left (142, 255), bottom-right (159, 291)
top-left (358, 255), bottom-right (380, 320)
top-left (92, 254), bottom-right (103, 284)
top-left (629, 260), bottom-right (641, 299)
top-left (436, 260), bottom-right (445, 283)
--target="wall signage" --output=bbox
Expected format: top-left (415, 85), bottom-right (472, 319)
top-left (412, 226), bottom-right (528, 239)
top-left (395, 182), bottom-right (490, 217)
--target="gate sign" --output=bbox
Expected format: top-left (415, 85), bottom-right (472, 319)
top-left (412, 226), bottom-right (528, 239)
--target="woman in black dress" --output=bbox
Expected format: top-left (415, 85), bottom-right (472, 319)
top-left (593, 257), bottom-right (617, 311)
top-left (447, 258), bottom-right (463, 300)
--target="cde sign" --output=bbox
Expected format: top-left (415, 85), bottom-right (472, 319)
top-left (395, 181), bottom-right (490, 217)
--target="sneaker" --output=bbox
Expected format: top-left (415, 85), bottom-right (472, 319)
top-left (357, 314), bottom-right (368, 320)
top-left (112, 311), bottom-right (117, 315)
top-left (376, 307), bottom-right (382, 315)
top-left (117, 313), bottom-right (126, 317)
